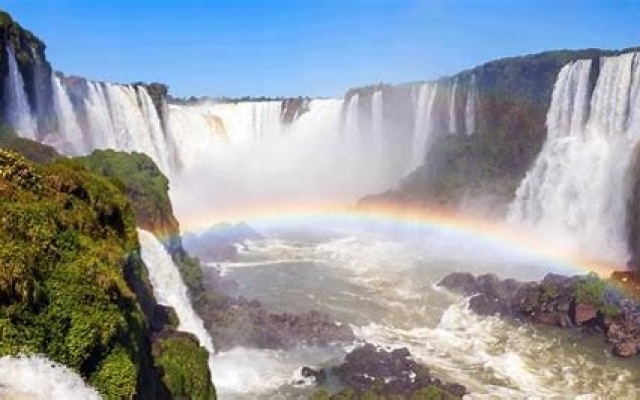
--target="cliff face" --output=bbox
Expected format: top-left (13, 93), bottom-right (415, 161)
top-left (358, 47), bottom-right (640, 214)
top-left (0, 148), bottom-right (163, 397)
top-left (0, 142), bottom-right (216, 398)
top-left (0, 11), bottom-right (54, 134)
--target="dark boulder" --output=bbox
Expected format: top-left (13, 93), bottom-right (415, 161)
top-left (300, 367), bottom-right (327, 385)
top-left (331, 344), bottom-right (466, 398)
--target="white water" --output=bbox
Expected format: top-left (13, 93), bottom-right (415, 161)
top-left (137, 229), bottom-right (216, 378)
top-left (45, 77), bottom-right (173, 173)
top-left (509, 52), bottom-right (640, 263)
top-left (0, 355), bottom-right (100, 399)
top-left (213, 222), bottom-right (640, 398)
top-left (465, 74), bottom-right (477, 135)
top-left (49, 75), bottom-right (84, 153)
top-left (411, 83), bottom-right (438, 170)
top-left (3, 46), bottom-right (37, 139)
top-left (448, 78), bottom-right (458, 134)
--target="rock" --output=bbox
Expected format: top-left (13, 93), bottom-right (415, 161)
top-left (194, 293), bottom-right (355, 351)
top-left (300, 367), bottom-right (326, 385)
top-left (332, 344), bottom-right (466, 397)
top-left (612, 340), bottom-right (638, 357)
top-left (438, 272), bottom-right (478, 295)
top-left (469, 293), bottom-right (504, 316)
top-left (532, 312), bottom-right (565, 327)
top-left (573, 303), bottom-right (598, 325)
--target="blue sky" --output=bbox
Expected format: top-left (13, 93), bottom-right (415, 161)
top-left (1, 0), bottom-right (638, 98)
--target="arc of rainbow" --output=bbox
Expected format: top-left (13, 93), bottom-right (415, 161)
top-left (176, 202), bottom-right (621, 277)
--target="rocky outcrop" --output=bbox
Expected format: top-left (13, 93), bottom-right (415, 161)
top-left (281, 97), bottom-right (310, 123)
top-left (151, 331), bottom-right (216, 400)
top-left (439, 272), bottom-right (640, 358)
top-left (194, 291), bottom-right (354, 351)
top-left (182, 221), bottom-right (263, 262)
top-left (327, 344), bottom-right (466, 398)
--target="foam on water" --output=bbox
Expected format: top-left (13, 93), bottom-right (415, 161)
top-left (0, 355), bottom-right (100, 400)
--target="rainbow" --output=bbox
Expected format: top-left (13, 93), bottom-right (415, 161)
top-left (177, 201), bottom-right (622, 277)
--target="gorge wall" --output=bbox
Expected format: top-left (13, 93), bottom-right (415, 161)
top-left (2, 6), bottom-right (640, 264)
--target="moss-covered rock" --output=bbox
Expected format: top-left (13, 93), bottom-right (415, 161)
top-left (0, 148), bottom-right (167, 397)
top-left (152, 331), bottom-right (216, 400)
top-left (74, 149), bottom-right (181, 249)
top-left (0, 124), bottom-right (59, 163)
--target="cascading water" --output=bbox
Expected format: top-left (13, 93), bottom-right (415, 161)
top-left (44, 78), bottom-right (174, 173)
top-left (508, 52), bottom-right (640, 263)
top-left (49, 75), bottom-right (84, 153)
top-left (0, 355), bottom-right (100, 399)
top-left (137, 229), bottom-right (216, 376)
top-left (448, 78), bottom-right (458, 134)
top-left (465, 74), bottom-right (477, 135)
top-left (410, 83), bottom-right (438, 170)
top-left (3, 46), bottom-right (37, 139)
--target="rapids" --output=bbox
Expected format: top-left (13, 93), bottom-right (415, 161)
top-left (204, 219), bottom-right (640, 398)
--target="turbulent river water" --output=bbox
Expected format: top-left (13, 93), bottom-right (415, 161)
top-left (205, 219), bottom-right (640, 399)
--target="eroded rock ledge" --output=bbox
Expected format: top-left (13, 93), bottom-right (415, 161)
top-left (438, 272), bottom-right (640, 357)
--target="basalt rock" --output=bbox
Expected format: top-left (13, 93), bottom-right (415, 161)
top-left (439, 271), bottom-right (640, 358)
top-left (300, 366), bottom-right (327, 385)
top-left (194, 292), bottom-right (355, 351)
top-left (330, 344), bottom-right (467, 398)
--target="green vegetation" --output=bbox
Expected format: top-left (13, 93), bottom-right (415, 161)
top-left (572, 272), bottom-right (621, 318)
top-left (573, 273), bottom-right (607, 306)
top-left (0, 146), bottom-right (217, 397)
top-left (74, 150), bottom-right (179, 239)
top-left (0, 148), bottom-right (145, 397)
top-left (152, 333), bottom-right (216, 400)
top-left (540, 283), bottom-right (559, 302)
top-left (0, 125), bottom-right (60, 163)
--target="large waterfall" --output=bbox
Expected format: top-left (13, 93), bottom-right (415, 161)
top-left (3, 46), bottom-right (37, 139)
top-left (509, 52), bottom-right (640, 263)
top-left (3, 40), bottom-right (479, 225)
top-left (0, 355), bottom-right (100, 399)
top-left (43, 77), bottom-right (174, 173)
top-left (137, 229), bottom-right (216, 365)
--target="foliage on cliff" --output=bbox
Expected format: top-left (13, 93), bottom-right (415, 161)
top-left (0, 148), bottom-right (153, 397)
top-left (74, 150), bottom-right (179, 241)
top-left (152, 332), bottom-right (216, 400)
top-left (0, 124), bottom-right (59, 163)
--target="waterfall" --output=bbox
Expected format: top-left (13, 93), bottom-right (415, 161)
top-left (448, 78), bottom-right (458, 134)
top-left (137, 229), bottom-right (216, 376)
top-left (371, 90), bottom-right (385, 161)
top-left (3, 46), bottom-right (37, 139)
top-left (46, 79), bottom-right (174, 174)
top-left (465, 74), bottom-right (477, 135)
top-left (411, 83), bottom-right (438, 171)
top-left (508, 52), bottom-right (640, 263)
top-left (0, 355), bottom-right (100, 399)
top-left (49, 75), bottom-right (84, 153)
top-left (371, 90), bottom-right (385, 169)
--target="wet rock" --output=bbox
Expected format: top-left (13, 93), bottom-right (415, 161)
top-left (300, 367), bottom-right (326, 385)
top-left (194, 293), bottom-right (355, 351)
top-left (613, 340), bottom-right (638, 357)
top-left (332, 343), bottom-right (466, 397)
top-left (438, 272), bottom-right (478, 295)
top-left (439, 271), bottom-right (640, 359)
top-left (573, 303), bottom-right (598, 325)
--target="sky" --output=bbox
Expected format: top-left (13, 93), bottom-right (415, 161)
top-left (1, 0), bottom-right (638, 98)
